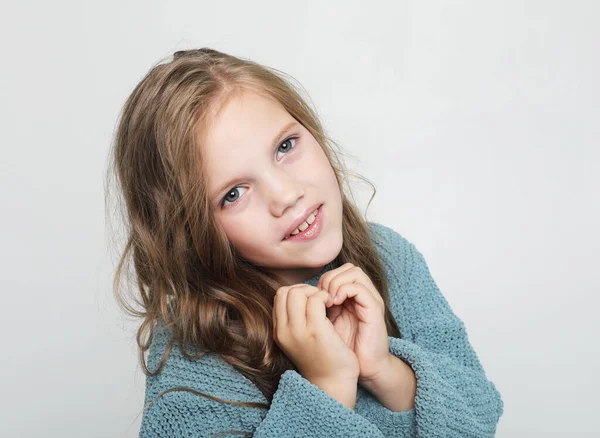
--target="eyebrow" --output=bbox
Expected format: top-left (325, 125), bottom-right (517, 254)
top-left (211, 120), bottom-right (299, 201)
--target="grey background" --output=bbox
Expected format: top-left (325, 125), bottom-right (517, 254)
top-left (1, 1), bottom-right (598, 436)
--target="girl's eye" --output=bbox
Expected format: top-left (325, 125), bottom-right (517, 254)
top-left (220, 186), bottom-right (248, 208)
top-left (276, 136), bottom-right (298, 160)
top-left (220, 135), bottom-right (299, 209)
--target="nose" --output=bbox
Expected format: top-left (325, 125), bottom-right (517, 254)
top-left (266, 170), bottom-right (304, 217)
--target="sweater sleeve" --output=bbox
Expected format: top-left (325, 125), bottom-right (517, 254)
top-left (358, 224), bottom-right (504, 437)
top-left (354, 386), bottom-right (417, 436)
top-left (139, 368), bottom-right (389, 437)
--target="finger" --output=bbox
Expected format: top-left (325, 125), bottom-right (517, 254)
top-left (305, 286), bottom-right (334, 308)
top-left (306, 290), bottom-right (330, 331)
top-left (287, 285), bottom-right (311, 330)
top-left (317, 262), bottom-right (355, 289)
top-left (275, 286), bottom-right (291, 327)
top-left (301, 285), bottom-right (335, 313)
top-left (327, 266), bottom-right (382, 305)
top-left (335, 283), bottom-right (379, 312)
top-left (318, 262), bottom-right (355, 295)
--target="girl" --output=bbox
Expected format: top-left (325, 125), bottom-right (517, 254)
top-left (107, 48), bottom-right (504, 437)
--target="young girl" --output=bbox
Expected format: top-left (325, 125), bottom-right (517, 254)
top-left (107, 48), bottom-right (504, 437)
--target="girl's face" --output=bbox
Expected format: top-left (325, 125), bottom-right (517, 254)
top-left (199, 90), bottom-right (343, 285)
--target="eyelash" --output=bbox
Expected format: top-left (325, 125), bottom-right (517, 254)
top-left (219, 135), bottom-right (300, 209)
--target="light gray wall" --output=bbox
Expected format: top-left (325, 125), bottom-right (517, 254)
top-left (1, 1), bottom-right (598, 436)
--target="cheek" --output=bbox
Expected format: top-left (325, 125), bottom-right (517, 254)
top-left (222, 224), bottom-right (274, 264)
top-left (312, 148), bottom-right (338, 188)
top-left (220, 216), bottom-right (269, 252)
top-left (222, 219), bottom-right (250, 243)
top-left (302, 141), bottom-right (334, 177)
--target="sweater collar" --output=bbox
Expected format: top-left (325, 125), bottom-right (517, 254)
top-left (302, 260), bottom-right (338, 287)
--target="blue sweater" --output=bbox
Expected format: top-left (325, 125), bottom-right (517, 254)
top-left (139, 222), bottom-right (504, 437)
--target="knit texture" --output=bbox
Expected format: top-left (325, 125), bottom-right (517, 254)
top-left (138, 221), bottom-right (504, 437)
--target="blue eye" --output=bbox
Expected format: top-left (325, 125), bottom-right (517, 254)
top-left (220, 136), bottom-right (299, 209)
top-left (220, 186), bottom-right (248, 208)
top-left (276, 136), bottom-right (298, 160)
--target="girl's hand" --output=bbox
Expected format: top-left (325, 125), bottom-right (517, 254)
top-left (317, 263), bottom-right (392, 382)
top-left (272, 283), bottom-right (360, 385)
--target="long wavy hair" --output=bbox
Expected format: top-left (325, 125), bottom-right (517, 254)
top-left (105, 47), bottom-right (401, 436)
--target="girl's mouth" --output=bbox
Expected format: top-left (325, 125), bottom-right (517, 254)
top-left (283, 204), bottom-right (324, 242)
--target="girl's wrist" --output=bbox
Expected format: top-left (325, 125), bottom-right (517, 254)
top-left (358, 354), bottom-right (395, 387)
top-left (358, 355), bottom-right (417, 412)
top-left (308, 376), bottom-right (358, 410)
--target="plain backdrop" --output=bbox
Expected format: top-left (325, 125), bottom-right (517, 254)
top-left (1, 1), bottom-right (598, 437)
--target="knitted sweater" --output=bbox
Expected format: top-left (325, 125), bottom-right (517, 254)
top-left (138, 221), bottom-right (504, 437)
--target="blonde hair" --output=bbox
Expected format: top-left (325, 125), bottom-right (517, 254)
top-left (105, 48), bottom-right (400, 436)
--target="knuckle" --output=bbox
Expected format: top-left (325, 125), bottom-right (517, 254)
top-left (286, 287), bottom-right (299, 297)
top-left (347, 265), bottom-right (361, 274)
top-left (308, 290), bottom-right (323, 300)
top-left (306, 328), bottom-right (319, 340)
top-left (308, 295), bottom-right (321, 306)
top-left (338, 282), bottom-right (350, 291)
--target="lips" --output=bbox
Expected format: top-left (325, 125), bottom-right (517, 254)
top-left (282, 203), bottom-right (322, 240)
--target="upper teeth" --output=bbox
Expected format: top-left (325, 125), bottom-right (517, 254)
top-left (289, 208), bottom-right (319, 237)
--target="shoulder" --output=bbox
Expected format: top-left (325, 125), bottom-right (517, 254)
top-left (143, 322), bottom-right (266, 406)
top-left (367, 221), bottom-right (411, 248)
top-left (367, 220), bottom-right (438, 284)
top-left (367, 221), bottom-right (417, 271)
top-left (139, 380), bottom-right (267, 438)
top-left (368, 221), bottom-right (462, 329)
top-left (366, 221), bottom-right (441, 305)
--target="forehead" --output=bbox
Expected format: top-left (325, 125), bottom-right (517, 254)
top-left (197, 90), bottom-right (295, 195)
top-left (200, 90), bottom-right (288, 146)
